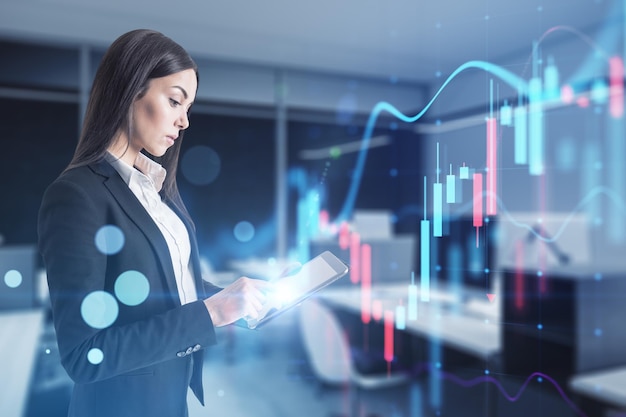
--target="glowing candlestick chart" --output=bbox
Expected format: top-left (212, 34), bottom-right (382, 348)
top-left (289, 10), bottom-right (626, 416)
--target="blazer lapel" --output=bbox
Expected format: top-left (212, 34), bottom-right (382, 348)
top-left (90, 160), bottom-right (181, 304)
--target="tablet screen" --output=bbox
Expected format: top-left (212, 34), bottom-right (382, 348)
top-left (276, 256), bottom-right (339, 302)
top-left (246, 251), bottom-right (348, 329)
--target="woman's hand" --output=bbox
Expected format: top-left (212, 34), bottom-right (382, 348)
top-left (203, 277), bottom-right (273, 327)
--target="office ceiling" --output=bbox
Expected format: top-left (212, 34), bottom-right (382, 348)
top-left (0, 0), bottom-right (618, 84)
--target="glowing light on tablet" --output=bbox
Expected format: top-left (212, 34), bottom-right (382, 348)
top-left (95, 225), bottom-right (125, 255)
top-left (87, 348), bottom-right (104, 365)
top-left (81, 291), bottom-right (119, 329)
top-left (272, 285), bottom-right (296, 305)
top-left (114, 270), bottom-right (150, 306)
top-left (271, 272), bottom-right (306, 306)
top-left (4, 269), bottom-right (22, 288)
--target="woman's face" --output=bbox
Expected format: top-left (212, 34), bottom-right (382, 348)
top-left (129, 68), bottom-right (197, 158)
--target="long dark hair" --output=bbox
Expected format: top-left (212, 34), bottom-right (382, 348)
top-left (67, 29), bottom-right (198, 223)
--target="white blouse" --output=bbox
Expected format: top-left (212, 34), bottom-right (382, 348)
top-left (105, 151), bottom-right (198, 305)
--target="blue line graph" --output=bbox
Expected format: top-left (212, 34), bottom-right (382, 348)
top-left (336, 60), bottom-right (528, 223)
top-left (297, 7), bottom-right (623, 417)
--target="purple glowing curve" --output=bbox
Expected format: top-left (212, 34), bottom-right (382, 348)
top-left (420, 367), bottom-right (588, 417)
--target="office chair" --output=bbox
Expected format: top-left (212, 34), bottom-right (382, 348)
top-left (299, 298), bottom-right (411, 416)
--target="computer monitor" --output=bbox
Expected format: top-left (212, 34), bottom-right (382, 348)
top-left (431, 216), bottom-right (498, 299)
top-left (0, 245), bottom-right (38, 310)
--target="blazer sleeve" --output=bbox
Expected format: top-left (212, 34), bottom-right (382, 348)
top-left (38, 178), bottom-right (218, 384)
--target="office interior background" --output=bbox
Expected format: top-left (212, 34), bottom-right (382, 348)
top-left (1, 0), bottom-right (626, 416)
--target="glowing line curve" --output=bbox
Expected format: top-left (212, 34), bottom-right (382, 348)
top-left (520, 25), bottom-right (611, 79)
top-left (410, 363), bottom-right (588, 417)
top-left (402, 185), bottom-right (626, 243)
top-left (439, 370), bottom-right (588, 417)
top-left (336, 60), bottom-right (528, 223)
top-left (496, 186), bottom-right (626, 243)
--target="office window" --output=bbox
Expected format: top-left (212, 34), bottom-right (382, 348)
top-left (179, 112), bottom-right (276, 270)
top-left (0, 40), bottom-right (79, 92)
top-left (287, 118), bottom-right (423, 248)
top-left (0, 98), bottom-right (78, 245)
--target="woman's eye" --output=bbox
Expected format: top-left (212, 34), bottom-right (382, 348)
top-left (169, 98), bottom-right (181, 107)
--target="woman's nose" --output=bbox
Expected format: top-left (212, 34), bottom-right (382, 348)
top-left (177, 111), bottom-right (189, 130)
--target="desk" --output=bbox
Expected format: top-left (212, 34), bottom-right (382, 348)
top-left (319, 283), bottom-right (501, 416)
top-left (502, 266), bottom-right (626, 382)
top-left (319, 283), bottom-right (500, 361)
top-left (0, 309), bottom-right (45, 417)
top-left (570, 366), bottom-right (626, 412)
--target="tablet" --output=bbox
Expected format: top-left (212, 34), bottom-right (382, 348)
top-left (245, 251), bottom-right (349, 329)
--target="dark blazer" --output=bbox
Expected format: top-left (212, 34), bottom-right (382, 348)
top-left (38, 159), bottom-right (222, 417)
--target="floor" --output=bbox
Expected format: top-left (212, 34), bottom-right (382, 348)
top-left (188, 310), bottom-right (418, 417)
top-left (26, 307), bottom-right (600, 417)
top-left (187, 308), bottom-right (587, 417)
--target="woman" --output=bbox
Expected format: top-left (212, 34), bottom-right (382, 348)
top-left (38, 29), bottom-right (271, 417)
